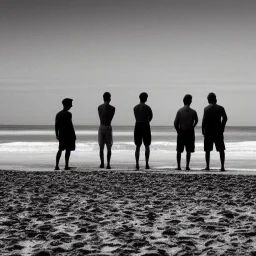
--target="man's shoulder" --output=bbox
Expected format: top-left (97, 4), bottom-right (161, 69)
top-left (56, 110), bottom-right (64, 117)
top-left (204, 105), bottom-right (212, 112)
top-left (56, 110), bottom-right (71, 119)
top-left (144, 103), bottom-right (152, 110)
top-left (216, 104), bottom-right (225, 111)
top-left (134, 104), bottom-right (140, 110)
top-left (56, 110), bottom-right (62, 116)
top-left (177, 106), bottom-right (186, 112)
top-left (98, 103), bottom-right (104, 109)
top-left (110, 104), bottom-right (115, 111)
top-left (190, 107), bottom-right (197, 114)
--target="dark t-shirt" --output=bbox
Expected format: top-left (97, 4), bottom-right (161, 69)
top-left (55, 110), bottom-right (76, 140)
top-left (202, 104), bottom-right (227, 135)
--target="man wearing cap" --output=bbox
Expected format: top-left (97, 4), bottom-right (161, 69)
top-left (202, 93), bottom-right (228, 171)
top-left (98, 92), bottom-right (116, 169)
top-left (134, 92), bottom-right (153, 170)
top-left (174, 94), bottom-right (198, 170)
top-left (55, 98), bottom-right (76, 170)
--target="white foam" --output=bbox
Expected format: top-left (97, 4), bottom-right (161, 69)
top-left (0, 141), bottom-right (256, 155)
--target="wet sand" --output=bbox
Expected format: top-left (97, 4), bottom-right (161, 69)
top-left (0, 169), bottom-right (256, 256)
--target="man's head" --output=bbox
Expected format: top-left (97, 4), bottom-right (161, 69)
top-left (183, 94), bottom-right (192, 106)
top-left (207, 92), bottom-right (217, 104)
top-left (139, 92), bottom-right (148, 103)
top-left (62, 98), bottom-right (73, 110)
top-left (103, 92), bottom-right (111, 103)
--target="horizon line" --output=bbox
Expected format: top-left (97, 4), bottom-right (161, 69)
top-left (0, 124), bottom-right (256, 128)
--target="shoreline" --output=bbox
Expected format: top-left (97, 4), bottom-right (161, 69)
top-left (1, 167), bottom-right (256, 175)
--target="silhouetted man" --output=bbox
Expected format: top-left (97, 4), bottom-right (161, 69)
top-left (55, 98), bottom-right (76, 170)
top-left (98, 92), bottom-right (115, 169)
top-left (134, 92), bottom-right (153, 170)
top-left (202, 93), bottom-right (228, 171)
top-left (174, 94), bottom-right (198, 170)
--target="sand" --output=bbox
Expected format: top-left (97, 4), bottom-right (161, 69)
top-left (0, 169), bottom-right (256, 256)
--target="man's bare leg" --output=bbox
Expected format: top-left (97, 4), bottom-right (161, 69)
top-left (145, 146), bottom-right (150, 169)
top-left (135, 146), bottom-right (140, 170)
top-left (55, 150), bottom-right (62, 170)
top-left (64, 150), bottom-right (71, 170)
top-left (186, 152), bottom-right (191, 170)
top-left (203, 151), bottom-right (210, 170)
top-left (106, 144), bottom-right (112, 169)
top-left (175, 152), bottom-right (182, 170)
top-left (99, 144), bottom-right (104, 168)
top-left (219, 150), bottom-right (225, 171)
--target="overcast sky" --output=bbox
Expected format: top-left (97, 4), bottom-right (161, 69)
top-left (0, 0), bottom-right (256, 126)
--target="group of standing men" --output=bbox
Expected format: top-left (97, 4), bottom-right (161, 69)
top-left (54, 92), bottom-right (227, 171)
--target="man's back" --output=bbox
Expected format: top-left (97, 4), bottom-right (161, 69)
top-left (98, 103), bottom-right (115, 126)
top-left (203, 104), bottom-right (227, 133)
top-left (134, 103), bottom-right (153, 123)
top-left (175, 106), bottom-right (198, 131)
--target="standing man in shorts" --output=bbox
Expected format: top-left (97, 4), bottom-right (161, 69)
top-left (55, 98), bottom-right (76, 170)
top-left (98, 92), bottom-right (116, 169)
top-left (174, 94), bottom-right (198, 170)
top-left (134, 92), bottom-right (153, 170)
top-left (202, 92), bottom-right (228, 171)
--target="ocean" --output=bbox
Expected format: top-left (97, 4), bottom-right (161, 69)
top-left (0, 125), bottom-right (255, 171)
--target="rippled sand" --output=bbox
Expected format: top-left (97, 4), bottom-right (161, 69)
top-left (0, 170), bottom-right (256, 256)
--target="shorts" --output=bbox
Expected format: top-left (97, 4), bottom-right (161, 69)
top-left (134, 122), bottom-right (151, 147)
top-left (176, 130), bottom-right (195, 153)
top-left (204, 133), bottom-right (225, 152)
top-left (59, 139), bottom-right (76, 151)
top-left (98, 125), bottom-right (113, 146)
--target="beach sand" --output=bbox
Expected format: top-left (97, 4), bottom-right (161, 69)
top-left (0, 169), bottom-right (256, 256)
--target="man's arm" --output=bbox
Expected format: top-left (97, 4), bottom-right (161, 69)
top-left (221, 108), bottom-right (228, 133)
top-left (194, 111), bottom-right (198, 128)
top-left (98, 106), bottom-right (101, 122)
top-left (111, 107), bottom-right (116, 123)
top-left (55, 114), bottom-right (59, 140)
top-left (148, 107), bottom-right (153, 123)
top-left (133, 106), bottom-right (136, 120)
top-left (174, 112), bottom-right (180, 133)
top-left (70, 113), bottom-right (76, 140)
top-left (202, 109), bottom-right (206, 136)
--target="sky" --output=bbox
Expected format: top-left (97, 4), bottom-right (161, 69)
top-left (0, 0), bottom-right (256, 126)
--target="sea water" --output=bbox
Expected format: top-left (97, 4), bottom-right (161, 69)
top-left (0, 125), bottom-right (255, 171)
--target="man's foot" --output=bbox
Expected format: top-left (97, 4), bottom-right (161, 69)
top-left (145, 165), bottom-right (150, 170)
top-left (175, 167), bottom-right (182, 171)
top-left (54, 166), bottom-right (60, 170)
top-left (106, 165), bottom-right (111, 169)
top-left (202, 167), bottom-right (210, 171)
top-left (64, 167), bottom-right (71, 170)
top-left (220, 168), bottom-right (226, 172)
top-left (186, 166), bottom-right (190, 171)
top-left (100, 164), bottom-right (104, 168)
top-left (136, 164), bottom-right (139, 170)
